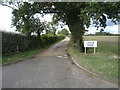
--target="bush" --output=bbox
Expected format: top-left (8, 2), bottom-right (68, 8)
top-left (2, 32), bottom-right (28, 55)
top-left (2, 31), bottom-right (65, 56)
top-left (42, 34), bottom-right (65, 46)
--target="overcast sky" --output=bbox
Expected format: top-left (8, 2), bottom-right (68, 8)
top-left (0, 5), bottom-right (118, 34)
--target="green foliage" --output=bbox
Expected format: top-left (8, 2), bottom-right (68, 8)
top-left (58, 28), bottom-right (69, 36)
top-left (12, 2), bottom-right (47, 36)
top-left (2, 31), bottom-right (65, 56)
top-left (42, 34), bottom-right (65, 46)
top-left (53, 2), bottom-right (120, 52)
top-left (11, 2), bottom-right (120, 34)
top-left (95, 32), bottom-right (112, 35)
top-left (85, 32), bottom-right (120, 36)
top-left (31, 17), bottom-right (46, 37)
top-left (46, 22), bottom-right (56, 36)
top-left (2, 31), bottom-right (29, 55)
top-left (3, 48), bottom-right (45, 64)
top-left (54, 2), bottom-right (120, 30)
top-left (5, 2), bottom-right (120, 52)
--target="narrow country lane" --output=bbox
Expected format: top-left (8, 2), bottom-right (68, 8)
top-left (2, 37), bottom-right (118, 88)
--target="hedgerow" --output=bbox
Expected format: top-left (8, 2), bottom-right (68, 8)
top-left (2, 31), bottom-right (65, 55)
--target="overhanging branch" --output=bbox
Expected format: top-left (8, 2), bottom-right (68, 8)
top-left (1, 3), bottom-right (15, 9)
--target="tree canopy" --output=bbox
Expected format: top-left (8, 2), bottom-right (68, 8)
top-left (58, 28), bottom-right (69, 36)
top-left (53, 2), bottom-right (120, 51)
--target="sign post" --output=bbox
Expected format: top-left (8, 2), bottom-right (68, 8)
top-left (84, 41), bottom-right (97, 54)
top-left (85, 47), bottom-right (87, 54)
top-left (94, 47), bottom-right (96, 54)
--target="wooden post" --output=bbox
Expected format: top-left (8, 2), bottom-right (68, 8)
top-left (16, 45), bottom-right (19, 53)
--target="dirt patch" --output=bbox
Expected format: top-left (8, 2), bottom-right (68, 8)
top-left (111, 55), bottom-right (120, 60)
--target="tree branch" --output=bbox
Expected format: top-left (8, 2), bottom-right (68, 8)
top-left (1, 3), bottom-right (16, 10)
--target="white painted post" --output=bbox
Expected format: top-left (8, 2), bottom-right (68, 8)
top-left (94, 47), bottom-right (96, 54)
top-left (85, 47), bottom-right (86, 54)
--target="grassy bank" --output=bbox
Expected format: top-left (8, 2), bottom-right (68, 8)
top-left (2, 39), bottom-right (64, 65)
top-left (68, 36), bottom-right (118, 83)
top-left (2, 48), bottom-right (44, 65)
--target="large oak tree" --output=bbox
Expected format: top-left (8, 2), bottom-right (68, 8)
top-left (53, 2), bottom-right (120, 51)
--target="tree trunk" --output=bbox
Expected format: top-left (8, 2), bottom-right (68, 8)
top-left (69, 22), bottom-right (85, 52)
top-left (37, 30), bottom-right (43, 47)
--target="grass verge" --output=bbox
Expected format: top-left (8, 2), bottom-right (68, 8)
top-left (68, 36), bottom-right (118, 83)
top-left (2, 48), bottom-right (44, 65)
top-left (2, 39), bottom-right (64, 65)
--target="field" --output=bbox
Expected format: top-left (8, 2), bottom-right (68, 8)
top-left (68, 36), bottom-right (118, 83)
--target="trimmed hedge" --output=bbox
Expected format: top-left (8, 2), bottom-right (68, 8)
top-left (42, 34), bottom-right (64, 46)
top-left (2, 31), bottom-right (65, 55)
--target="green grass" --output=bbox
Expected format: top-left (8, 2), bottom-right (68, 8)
top-left (68, 36), bottom-right (118, 83)
top-left (2, 39), bottom-right (64, 65)
top-left (2, 48), bottom-right (45, 65)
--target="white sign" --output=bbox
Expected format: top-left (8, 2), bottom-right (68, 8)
top-left (84, 41), bottom-right (97, 47)
top-left (84, 41), bottom-right (97, 54)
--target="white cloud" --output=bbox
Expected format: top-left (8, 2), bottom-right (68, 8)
top-left (104, 25), bottom-right (118, 34)
top-left (86, 26), bottom-right (100, 34)
top-left (43, 14), bottom-right (53, 22)
top-left (34, 13), bottom-right (53, 22)
top-left (0, 5), bottom-right (15, 32)
top-left (86, 25), bottom-right (118, 34)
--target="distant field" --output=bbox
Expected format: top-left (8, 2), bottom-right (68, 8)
top-left (68, 36), bottom-right (118, 83)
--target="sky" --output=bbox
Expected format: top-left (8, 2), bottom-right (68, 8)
top-left (0, 5), bottom-right (119, 34)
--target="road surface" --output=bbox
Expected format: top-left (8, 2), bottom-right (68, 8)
top-left (2, 37), bottom-right (118, 88)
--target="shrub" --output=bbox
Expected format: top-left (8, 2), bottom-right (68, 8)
top-left (2, 31), bottom-right (65, 56)
top-left (2, 32), bottom-right (29, 55)
top-left (42, 34), bottom-right (65, 46)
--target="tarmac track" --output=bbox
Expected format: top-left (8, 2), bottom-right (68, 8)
top-left (2, 37), bottom-right (118, 88)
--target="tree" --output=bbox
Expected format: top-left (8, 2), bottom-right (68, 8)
top-left (46, 21), bottom-right (57, 36)
top-left (53, 2), bottom-right (120, 52)
top-left (0, 2), bottom-right (22, 10)
top-left (10, 2), bottom-right (49, 46)
top-left (31, 17), bottom-right (47, 45)
top-left (31, 17), bottom-right (46, 37)
top-left (58, 28), bottom-right (69, 36)
top-left (11, 2), bottom-right (48, 36)
top-left (95, 32), bottom-right (112, 35)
